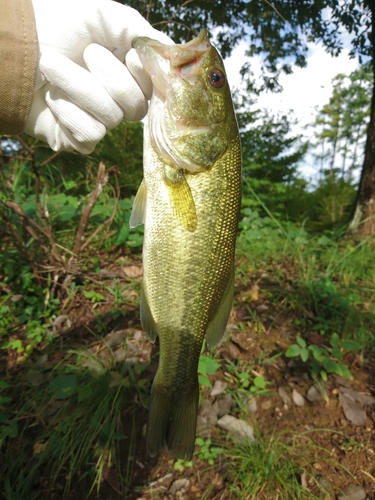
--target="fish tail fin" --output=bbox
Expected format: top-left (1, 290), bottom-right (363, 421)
top-left (146, 379), bottom-right (199, 460)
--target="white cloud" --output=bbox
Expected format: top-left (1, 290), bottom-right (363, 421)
top-left (224, 42), bottom-right (359, 179)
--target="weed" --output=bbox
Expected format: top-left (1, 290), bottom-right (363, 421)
top-left (226, 432), bottom-right (321, 499)
top-left (195, 437), bottom-right (223, 465)
top-left (198, 353), bottom-right (221, 388)
top-left (285, 333), bottom-right (360, 381)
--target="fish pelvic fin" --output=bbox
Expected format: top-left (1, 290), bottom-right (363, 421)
top-left (140, 285), bottom-right (158, 343)
top-left (130, 179), bottom-right (146, 228)
top-left (146, 378), bottom-right (199, 460)
top-left (205, 265), bottom-right (234, 349)
top-left (164, 167), bottom-right (197, 232)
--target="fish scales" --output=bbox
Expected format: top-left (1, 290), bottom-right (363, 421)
top-left (131, 30), bottom-right (242, 460)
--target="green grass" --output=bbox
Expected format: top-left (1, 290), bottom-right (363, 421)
top-left (2, 184), bottom-right (375, 497)
top-left (1, 345), bottom-right (149, 499)
top-left (224, 427), bottom-right (361, 500)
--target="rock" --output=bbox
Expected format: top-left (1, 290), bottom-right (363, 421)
top-left (292, 389), bottom-right (305, 407)
top-left (196, 415), bottom-right (211, 439)
top-left (278, 386), bottom-right (291, 408)
top-left (216, 415), bottom-right (255, 443)
top-left (133, 330), bottom-right (143, 341)
top-left (103, 329), bottom-right (127, 348)
top-left (338, 484), bottom-right (366, 500)
top-left (200, 399), bottom-right (219, 425)
top-left (247, 398), bottom-right (258, 414)
top-left (169, 478), bottom-right (190, 495)
top-left (306, 384), bottom-right (323, 402)
top-left (217, 394), bottom-right (235, 416)
top-left (210, 380), bottom-right (228, 397)
top-left (149, 472), bottom-right (173, 489)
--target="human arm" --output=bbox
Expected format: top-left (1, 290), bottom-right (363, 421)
top-left (1, 0), bottom-right (172, 153)
top-left (0, 0), bottom-right (37, 134)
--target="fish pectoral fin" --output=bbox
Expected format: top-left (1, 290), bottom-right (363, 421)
top-left (165, 169), bottom-right (197, 232)
top-left (140, 285), bottom-right (158, 343)
top-left (130, 179), bottom-right (146, 228)
top-left (205, 266), bottom-right (234, 349)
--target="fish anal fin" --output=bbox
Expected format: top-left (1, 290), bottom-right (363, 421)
top-left (130, 179), bottom-right (146, 228)
top-left (165, 168), bottom-right (197, 232)
top-left (205, 268), bottom-right (234, 349)
top-left (140, 285), bottom-right (158, 343)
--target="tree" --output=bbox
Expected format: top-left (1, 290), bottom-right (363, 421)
top-left (311, 66), bottom-right (371, 178)
top-left (238, 103), bottom-right (308, 218)
top-left (121, 0), bottom-right (374, 234)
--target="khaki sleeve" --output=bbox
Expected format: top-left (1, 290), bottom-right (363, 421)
top-left (0, 0), bottom-right (37, 134)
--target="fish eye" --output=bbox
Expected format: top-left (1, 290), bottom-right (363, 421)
top-left (208, 69), bottom-right (225, 88)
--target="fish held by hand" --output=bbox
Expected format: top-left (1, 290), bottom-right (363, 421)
top-left (131, 30), bottom-right (242, 460)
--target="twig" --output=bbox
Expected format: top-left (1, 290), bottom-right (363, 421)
top-left (73, 161), bottom-right (108, 257)
top-left (16, 135), bottom-right (65, 265)
top-left (39, 150), bottom-right (61, 168)
top-left (81, 171), bottom-right (119, 251)
top-left (264, 0), bottom-right (286, 23)
top-left (1, 200), bottom-right (50, 252)
top-left (14, 134), bottom-right (35, 157)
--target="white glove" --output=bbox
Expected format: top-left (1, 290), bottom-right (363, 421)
top-left (25, 0), bottom-right (173, 154)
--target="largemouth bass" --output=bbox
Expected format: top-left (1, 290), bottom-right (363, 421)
top-left (130, 30), bottom-right (241, 460)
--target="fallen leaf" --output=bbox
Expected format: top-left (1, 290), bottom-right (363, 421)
top-left (102, 466), bottom-right (119, 491)
top-left (248, 283), bottom-right (259, 301)
top-left (170, 479), bottom-right (190, 495)
top-left (338, 484), bottom-right (366, 500)
top-left (33, 442), bottom-right (47, 454)
top-left (210, 380), bottom-right (227, 397)
top-left (104, 329), bottom-right (127, 348)
top-left (339, 392), bottom-right (367, 426)
top-left (341, 388), bottom-right (375, 406)
top-left (122, 265), bottom-right (143, 278)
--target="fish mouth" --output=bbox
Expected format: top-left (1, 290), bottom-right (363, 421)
top-left (132, 30), bottom-right (211, 83)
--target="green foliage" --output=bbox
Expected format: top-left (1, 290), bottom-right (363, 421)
top-left (198, 354), bottom-right (221, 387)
top-left (285, 333), bottom-right (360, 382)
top-left (195, 437), bottom-right (223, 465)
top-left (238, 107), bottom-right (308, 219)
top-left (227, 433), bottom-right (319, 499)
top-left (1, 347), bottom-right (149, 498)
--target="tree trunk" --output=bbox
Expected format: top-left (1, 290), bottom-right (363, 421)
top-left (349, 5), bottom-right (375, 236)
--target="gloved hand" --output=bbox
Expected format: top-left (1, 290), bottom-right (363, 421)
top-left (25, 0), bottom-right (173, 154)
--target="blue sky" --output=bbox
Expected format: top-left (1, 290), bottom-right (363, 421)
top-left (224, 40), bottom-right (359, 180)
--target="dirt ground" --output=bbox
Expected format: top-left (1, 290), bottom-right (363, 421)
top-left (3, 257), bottom-right (375, 499)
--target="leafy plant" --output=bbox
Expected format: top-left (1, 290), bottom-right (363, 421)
top-left (198, 354), bottom-right (221, 388)
top-left (285, 333), bottom-right (360, 381)
top-left (195, 437), bottom-right (223, 465)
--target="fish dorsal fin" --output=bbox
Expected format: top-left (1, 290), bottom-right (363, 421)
top-left (130, 179), bottom-right (146, 228)
top-left (164, 167), bottom-right (197, 232)
top-left (205, 266), bottom-right (234, 349)
top-left (140, 284), bottom-right (158, 343)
